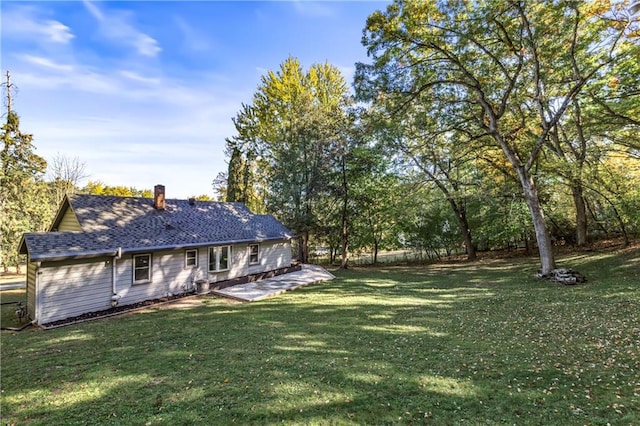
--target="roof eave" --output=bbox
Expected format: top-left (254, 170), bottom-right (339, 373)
top-left (27, 235), bottom-right (294, 262)
top-left (121, 235), bottom-right (294, 255)
top-left (30, 249), bottom-right (119, 263)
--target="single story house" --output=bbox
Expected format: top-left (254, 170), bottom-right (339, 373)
top-left (19, 185), bottom-right (294, 326)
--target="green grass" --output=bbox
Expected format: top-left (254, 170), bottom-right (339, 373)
top-left (1, 246), bottom-right (639, 425)
top-left (0, 289), bottom-right (27, 329)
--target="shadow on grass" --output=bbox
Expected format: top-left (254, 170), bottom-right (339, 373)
top-left (1, 246), bottom-right (639, 424)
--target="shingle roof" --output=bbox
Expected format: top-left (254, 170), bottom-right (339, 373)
top-left (20, 195), bottom-right (294, 261)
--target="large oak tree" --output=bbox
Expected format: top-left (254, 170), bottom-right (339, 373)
top-left (356, 0), bottom-right (638, 275)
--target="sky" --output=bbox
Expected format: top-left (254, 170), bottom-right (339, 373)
top-left (0, 0), bottom-right (387, 199)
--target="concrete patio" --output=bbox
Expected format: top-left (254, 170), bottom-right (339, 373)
top-left (211, 264), bottom-right (335, 302)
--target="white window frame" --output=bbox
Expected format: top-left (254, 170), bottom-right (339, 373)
top-left (133, 253), bottom-right (152, 284)
top-left (208, 246), bottom-right (231, 272)
top-left (249, 243), bottom-right (260, 265)
top-left (185, 249), bottom-right (198, 268)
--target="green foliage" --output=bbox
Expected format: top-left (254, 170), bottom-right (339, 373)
top-left (0, 110), bottom-right (48, 270)
top-left (81, 180), bottom-right (153, 198)
top-left (355, 0), bottom-right (640, 273)
top-left (223, 138), bottom-right (264, 213)
top-left (350, 172), bottom-right (403, 262)
top-left (1, 246), bottom-right (639, 424)
top-left (227, 57), bottom-right (353, 262)
top-left (0, 289), bottom-right (27, 328)
top-left (397, 184), bottom-right (463, 259)
top-left (225, 144), bottom-right (244, 203)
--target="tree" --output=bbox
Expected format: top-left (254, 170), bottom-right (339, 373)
top-left (351, 172), bottom-right (403, 264)
top-left (224, 136), bottom-right (265, 213)
top-left (47, 153), bottom-right (88, 206)
top-left (229, 57), bottom-right (352, 263)
top-left (82, 181), bottom-right (152, 198)
top-left (1, 71), bottom-right (48, 272)
top-left (356, 0), bottom-right (638, 275)
top-left (325, 111), bottom-right (388, 268)
top-left (226, 143), bottom-right (244, 204)
top-left (212, 171), bottom-right (228, 201)
top-left (587, 151), bottom-right (640, 245)
top-left (371, 106), bottom-right (479, 261)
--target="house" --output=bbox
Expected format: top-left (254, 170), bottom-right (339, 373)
top-left (19, 185), bottom-right (294, 326)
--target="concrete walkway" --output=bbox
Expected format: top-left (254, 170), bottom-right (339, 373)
top-left (212, 264), bottom-right (335, 302)
top-left (0, 282), bottom-right (25, 290)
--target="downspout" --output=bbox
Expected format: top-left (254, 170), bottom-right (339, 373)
top-left (35, 261), bottom-right (41, 325)
top-left (111, 247), bottom-right (122, 307)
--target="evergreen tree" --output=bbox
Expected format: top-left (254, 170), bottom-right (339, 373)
top-left (1, 72), bottom-right (48, 272)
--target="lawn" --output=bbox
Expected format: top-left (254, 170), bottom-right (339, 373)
top-left (1, 245), bottom-right (639, 425)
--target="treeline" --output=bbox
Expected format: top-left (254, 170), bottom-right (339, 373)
top-left (0, 112), bottom-right (184, 272)
top-left (0, 130), bottom-right (156, 271)
top-left (221, 1), bottom-right (640, 272)
top-left (2, 2), bottom-right (639, 275)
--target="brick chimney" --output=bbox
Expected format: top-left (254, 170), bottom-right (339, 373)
top-left (154, 184), bottom-right (166, 210)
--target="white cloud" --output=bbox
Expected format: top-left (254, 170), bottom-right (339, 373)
top-left (118, 70), bottom-right (161, 85)
top-left (174, 17), bottom-right (212, 53)
top-left (42, 20), bottom-right (75, 43)
top-left (1, 6), bottom-right (74, 44)
top-left (81, 0), bottom-right (104, 21)
top-left (134, 34), bottom-right (161, 57)
top-left (19, 55), bottom-right (74, 72)
top-left (82, 1), bottom-right (162, 58)
top-left (9, 57), bottom-right (244, 198)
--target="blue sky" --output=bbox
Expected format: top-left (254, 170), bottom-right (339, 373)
top-left (1, 0), bottom-right (385, 199)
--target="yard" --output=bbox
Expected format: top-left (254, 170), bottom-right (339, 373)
top-left (1, 244), bottom-right (639, 425)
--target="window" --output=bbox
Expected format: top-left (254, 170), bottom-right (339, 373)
top-left (133, 254), bottom-right (151, 283)
top-left (249, 244), bottom-right (260, 265)
top-left (185, 249), bottom-right (198, 268)
top-left (208, 246), bottom-right (231, 272)
top-left (219, 246), bottom-right (229, 270)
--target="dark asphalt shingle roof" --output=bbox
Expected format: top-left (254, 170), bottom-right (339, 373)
top-left (20, 194), bottom-right (293, 261)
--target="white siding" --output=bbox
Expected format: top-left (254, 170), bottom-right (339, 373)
top-left (250, 241), bottom-right (291, 273)
top-left (37, 259), bottom-right (113, 324)
top-left (33, 240), bottom-right (292, 324)
top-left (206, 240), bottom-right (291, 283)
top-left (114, 249), bottom-right (196, 306)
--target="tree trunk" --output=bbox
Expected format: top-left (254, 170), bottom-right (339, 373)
top-left (373, 240), bottom-right (379, 264)
top-left (413, 158), bottom-right (478, 262)
top-left (340, 156), bottom-right (349, 269)
top-left (340, 224), bottom-right (349, 269)
top-left (446, 198), bottom-right (477, 261)
top-left (571, 184), bottom-right (588, 247)
top-left (517, 169), bottom-right (556, 275)
top-left (298, 232), bottom-right (309, 264)
top-left (523, 232), bottom-right (532, 255)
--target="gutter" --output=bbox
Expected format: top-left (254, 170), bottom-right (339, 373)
top-left (29, 248), bottom-right (121, 263)
top-left (120, 236), bottom-right (293, 256)
top-left (29, 236), bottom-right (294, 262)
